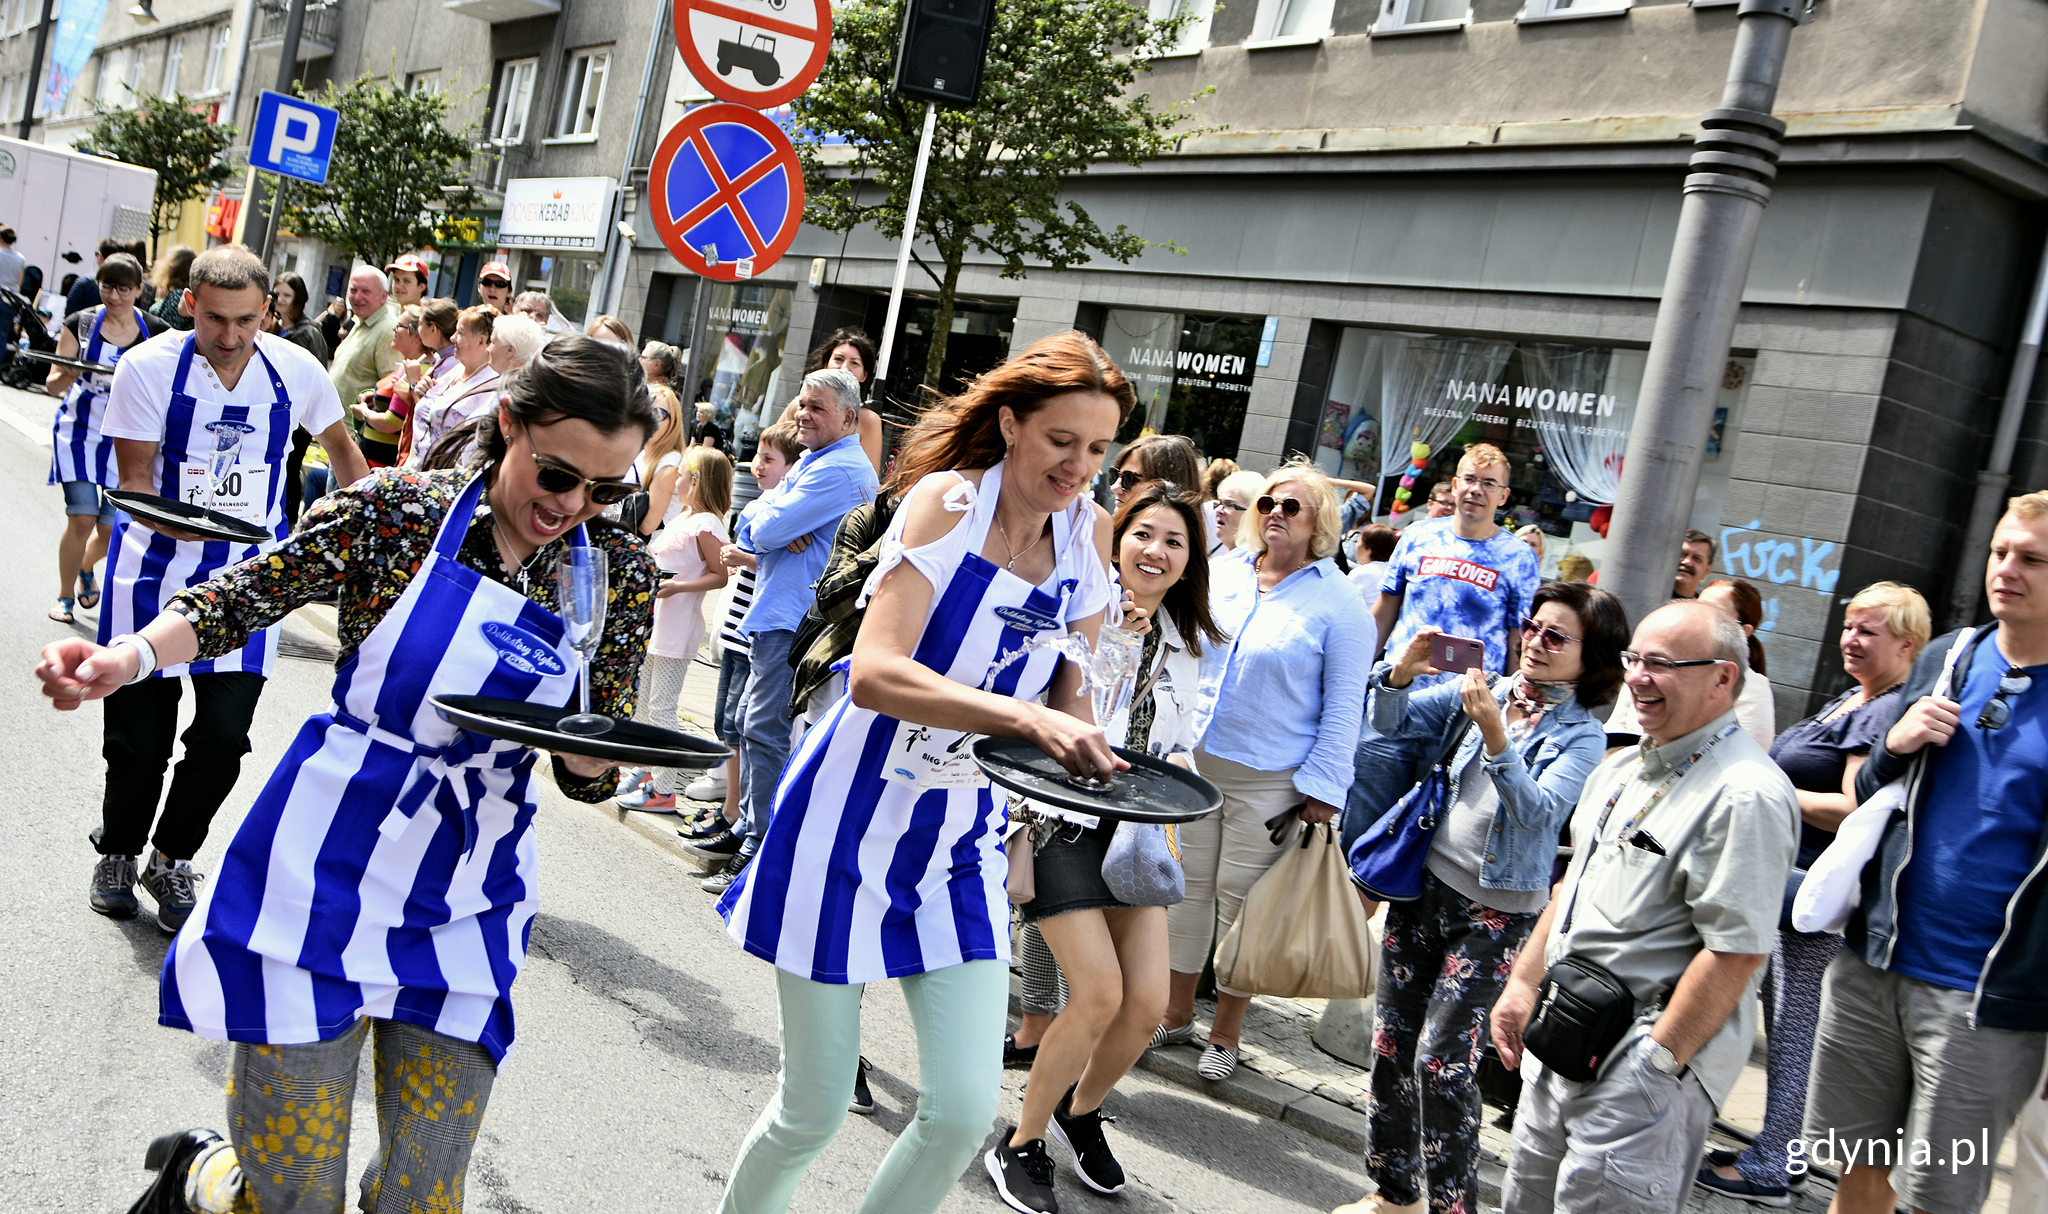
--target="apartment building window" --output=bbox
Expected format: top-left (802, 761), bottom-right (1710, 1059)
top-left (490, 57), bottom-right (536, 143)
top-left (1146, 0), bottom-right (1213, 55)
top-left (1372, 0), bottom-right (1468, 34)
top-left (553, 47), bottom-right (609, 139)
top-left (0, 1), bottom-right (14, 37)
top-left (203, 23), bottom-right (229, 92)
top-left (1517, 0), bottom-right (1631, 21)
top-left (1248, 0), bottom-right (1334, 45)
top-left (160, 33), bottom-right (184, 94)
top-left (408, 70), bottom-right (441, 96)
top-left (0, 74), bottom-right (18, 122)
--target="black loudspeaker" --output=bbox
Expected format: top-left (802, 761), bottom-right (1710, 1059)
top-left (893, 0), bottom-right (994, 107)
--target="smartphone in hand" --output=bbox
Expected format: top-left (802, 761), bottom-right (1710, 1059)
top-left (1430, 633), bottom-right (1487, 674)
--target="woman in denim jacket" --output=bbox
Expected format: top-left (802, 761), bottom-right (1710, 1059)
top-left (1336, 580), bottom-right (1629, 1214)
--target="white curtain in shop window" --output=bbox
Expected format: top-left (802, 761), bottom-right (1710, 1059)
top-left (1378, 337), bottom-right (1516, 483)
top-left (1522, 344), bottom-right (1635, 506)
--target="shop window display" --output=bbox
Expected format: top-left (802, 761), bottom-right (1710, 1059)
top-left (1095, 307), bottom-right (1265, 466)
top-left (1308, 326), bottom-right (1750, 578)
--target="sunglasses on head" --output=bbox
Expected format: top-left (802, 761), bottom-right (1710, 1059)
top-left (522, 426), bottom-right (637, 505)
top-left (1256, 495), bottom-right (1303, 517)
top-left (1519, 616), bottom-right (1581, 652)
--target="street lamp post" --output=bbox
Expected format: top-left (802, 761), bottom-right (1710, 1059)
top-left (1599, 0), bottom-right (1807, 630)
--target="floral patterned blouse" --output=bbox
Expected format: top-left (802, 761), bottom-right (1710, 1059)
top-left (167, 466), bottom-right (658, 802)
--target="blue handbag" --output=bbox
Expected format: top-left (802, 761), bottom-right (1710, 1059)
top-left (1347, 711), bottom-right (1475, 902)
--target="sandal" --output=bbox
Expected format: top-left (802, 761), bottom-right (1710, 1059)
top-left (75, 569), bottom-right (100, 610)
top-left (49, 598), bottom-right (75, 624)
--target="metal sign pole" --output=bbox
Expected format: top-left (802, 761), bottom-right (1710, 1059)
top-left (247, 0), bottom-right (307, 262)
top-left (872, 102), bottom-right (937, 389)
top-left (680, 245), bottom-right (717, 444)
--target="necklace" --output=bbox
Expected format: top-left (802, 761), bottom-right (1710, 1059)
top-left (491, 515), bottom-right (547, 595)
top-left (995, 507), bottom-right (1050, 572)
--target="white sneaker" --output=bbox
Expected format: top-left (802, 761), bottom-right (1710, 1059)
top-left (684, 773), bottom-right (728, 801)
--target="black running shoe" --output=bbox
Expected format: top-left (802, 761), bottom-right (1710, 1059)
top-left (1003, 1033), bottom-right (1039, 1069)
top-left (686, 827), bottom-right (745, 861)
top-left (1050, 1086), bottom-right (1125, 1194)
top-left (985, 1128), bottom-right (1059, 1214)
top-left (849, 1056), bottom-right (874, 1114)
top-left (700, 849), bottom-right (753, 894)
top-left (91, 852), bottom-right (140, 919)
top-left (128, 1128), bottom-right (225, 1214)
top-left (140, 850), bottom-right (199, 934)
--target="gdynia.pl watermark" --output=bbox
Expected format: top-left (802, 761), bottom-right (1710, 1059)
top-left (1787, 1129), bottom-right (2000, 1176)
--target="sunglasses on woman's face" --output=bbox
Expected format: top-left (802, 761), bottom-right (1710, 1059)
top-left (1116, 468), bottom-right (1145, 492)
top-left (1519, 616), bottom-right (1581, 652)
top-left (523, 426), bottom-right (637, 505)
top-left (1255, 495), bottom-right (1303, 518)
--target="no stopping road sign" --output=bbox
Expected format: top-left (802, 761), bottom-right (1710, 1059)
top-left (649, 104), bottom-right (806, 282)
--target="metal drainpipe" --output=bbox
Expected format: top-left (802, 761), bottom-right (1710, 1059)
top-left (596, 0), bottom-right (671, 317)
top-left (1598, 0), bottom-right (1806, 631)
top-left (1946, 236), bottom-right (2048, 628)
top-left (222, 0), bottom-right (262, 142)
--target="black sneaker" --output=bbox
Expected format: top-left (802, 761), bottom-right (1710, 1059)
top-left (1050, 1086), bottom-right (1125, 1194)
top-left (130, 1128), bottom-right (228, 1214)
top-left (849, 1056), bottom-right (874, 1114)
top-left (1003, 1033), bottom-right (1039, 1069)
top-left (140, 850), bottom-right (199, 934)
top-left (700, 850), bottom-right (753, 894)
top-left (686, 827), bottom-right (745, 861)
top-left (91, 852), bottom-right (140, 918)
top-left (985, 1128), bottom-right (1059, 1214)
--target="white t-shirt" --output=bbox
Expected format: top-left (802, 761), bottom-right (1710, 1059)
top-left (101, 329), bottom-right (345, 489)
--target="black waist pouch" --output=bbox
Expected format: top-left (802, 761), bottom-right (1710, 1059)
top-left (1523, 954), bottom-right (1637, 1083)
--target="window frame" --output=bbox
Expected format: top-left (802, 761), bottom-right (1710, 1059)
top-left (160, 32), bottom-right (184, 94)
top-left (1515, 0), bottom-right (1632, 22)
top-left (202, 23), bottom-right (229, 93)
top-left (490, 56), bottom-right (538, 144)
top-left (551, 46), bottom-right (611, 142)
top-left (1244, 0), bottom-right (1336, 48)
top-left (408, 70), bottom-right (442, 96)
top-left (1369, 0), bottom-right (1469, 35)
top-left (1144, 0), bottom-right (1213, 58)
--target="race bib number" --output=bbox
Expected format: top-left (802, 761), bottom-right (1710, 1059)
top-left (880, 719), bottom-right (987, 790)
top-left (178, 461), bottom-right (270, 526)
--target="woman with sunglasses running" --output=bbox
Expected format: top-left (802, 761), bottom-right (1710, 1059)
top-left (1331, 581), bottom-right (1628, 1214)
top-left (1157, 460), bottom-right (1373, 1081)
top-left (36, 335), bottom-right (659, 1213)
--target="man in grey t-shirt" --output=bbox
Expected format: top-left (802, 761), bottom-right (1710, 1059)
top-left (0, 225), bottom-right (25, 370)
top-left (1490, 600), bottom-right (1797, 1214)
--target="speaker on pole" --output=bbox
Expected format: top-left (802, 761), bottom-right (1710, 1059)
top-left (893, 0), bottom-right (994, 107)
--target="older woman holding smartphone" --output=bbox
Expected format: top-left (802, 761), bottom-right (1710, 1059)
top-left (1334, 581), bottom-right (1629, 1214)
top-left (1157, 460), bottom-right (1372, 1080)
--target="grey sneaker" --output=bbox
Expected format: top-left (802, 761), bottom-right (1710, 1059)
top-left (140, 851), bottom-right (200, 934)
top-left (90, 853), bottom-right (140, 918)
top-left (701, 850), bottom-right (753, 894)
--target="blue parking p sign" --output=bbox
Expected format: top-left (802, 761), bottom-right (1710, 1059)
top-left (249, 90), bottom-right (338, 185)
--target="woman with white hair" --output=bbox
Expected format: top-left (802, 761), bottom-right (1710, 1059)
top-left (490, 312), bottom-right (549, 378)
top-left (1209, 468), bottom-right (1264, 557)
top-left (1156, 459), bottom-right (1373, 1080)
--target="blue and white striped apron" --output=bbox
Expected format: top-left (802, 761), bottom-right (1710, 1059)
top-left (719, 462), bottom-right (1100, 984)
top-left (161, 474), bottom-right (587, 1062)
top-left (97, 335), bottom-right (295, 678)
top-left (47, 306), bottom-right (125, 486)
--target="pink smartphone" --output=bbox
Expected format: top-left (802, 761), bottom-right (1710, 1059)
top-left (1430, 633), bottom-right (1487, 674)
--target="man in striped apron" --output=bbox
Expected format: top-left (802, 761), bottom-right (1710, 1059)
top-left (90, 244), bottom-right (366, 932)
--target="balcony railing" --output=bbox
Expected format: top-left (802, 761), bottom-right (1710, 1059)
top-left (252, 1), bottom-right (342, 60)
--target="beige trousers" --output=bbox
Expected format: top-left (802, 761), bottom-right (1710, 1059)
top-left (1165, 747), bottom-right (1301, 993)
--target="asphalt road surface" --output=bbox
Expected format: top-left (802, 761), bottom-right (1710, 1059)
top-left (0, 384), bottom-right (1372, 1213)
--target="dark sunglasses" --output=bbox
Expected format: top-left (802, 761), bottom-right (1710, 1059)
top-left (1115, 468), bottom-right (1146, 492)
top-left (1978, 667), bottom-right (2033, 731)
top-left (1255, 495), bottom-right (1303, 517)
top-left (1519, 616), bottom-right (1581, 652)
top-left (522, 427), bottom-right (637, 505)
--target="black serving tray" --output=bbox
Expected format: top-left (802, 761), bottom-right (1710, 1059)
top-left (104, 489), bottom-right (271, 544)
top-left (430, 694), bottom-right (733, 769)
top-left (972, 736), bottom-right (1222, 824)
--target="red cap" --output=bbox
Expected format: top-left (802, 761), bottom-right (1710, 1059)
top-left (479, 260), bottom-right (512, 284)
top-left (385, 252), bottom-right (430, 277)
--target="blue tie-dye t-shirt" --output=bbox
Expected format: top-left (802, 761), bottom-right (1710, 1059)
top-left (1380, 516), bottom-right (1542, 687)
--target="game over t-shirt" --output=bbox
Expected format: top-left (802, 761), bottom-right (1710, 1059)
top-left (1381, 516), bottom-right (1540, 686)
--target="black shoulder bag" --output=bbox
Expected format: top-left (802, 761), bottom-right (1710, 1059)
top-left (1523, 722), bottom-right (1738, 1083)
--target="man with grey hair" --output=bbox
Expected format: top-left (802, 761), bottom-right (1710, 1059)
top-left (1487, 599), bottom-right (1797, 1214)
top-left (327, 264), bottom-right (396, 454)
top-left (697, 368), bottom-right (878, 894)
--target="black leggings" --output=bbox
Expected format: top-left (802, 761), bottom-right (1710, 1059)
top-left (99, 671), bottom-right (264, 860)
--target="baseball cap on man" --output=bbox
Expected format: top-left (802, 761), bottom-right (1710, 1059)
top-left (479, 260), bottom-right (512, 284)
top-left (386, 253), bottom-right (430, 278)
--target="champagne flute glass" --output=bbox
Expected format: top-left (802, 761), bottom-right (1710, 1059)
top-left (555, 545), bottom-right (612, 735)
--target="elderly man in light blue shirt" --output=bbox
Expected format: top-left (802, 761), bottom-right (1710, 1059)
top-left (717, 368), bottom-right (879, 888)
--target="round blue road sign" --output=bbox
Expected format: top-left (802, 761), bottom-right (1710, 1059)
top-left (649, 103), bottom-right (806, 283)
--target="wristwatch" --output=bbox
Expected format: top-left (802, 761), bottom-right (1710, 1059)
top-left (1647, 1041), bottom-right (1685, 1078)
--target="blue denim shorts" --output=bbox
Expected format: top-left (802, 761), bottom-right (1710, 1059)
top-left (60, 479), bottom-right (117, 525)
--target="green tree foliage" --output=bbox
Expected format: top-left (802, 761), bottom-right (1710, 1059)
top-left (74, 94), bottom-right (237, 261)
top-left (793, 0), bottom-right (1208, 393)
top-left (280, 76), bottom-right (480, 269)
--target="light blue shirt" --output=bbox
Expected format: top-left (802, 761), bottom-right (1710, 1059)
top-left (737, 432), bottom-right (878, 635)
top-left (1198, 554), bottom-right (1374, 807)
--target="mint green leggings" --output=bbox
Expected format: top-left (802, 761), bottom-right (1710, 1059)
top-left (719, 958), bottom-right (1010, 1214)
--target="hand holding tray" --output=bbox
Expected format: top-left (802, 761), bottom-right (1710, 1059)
top-left (103, 489), bottom-right (271, 544)
top-left (972, 736), bottom-right (1221, 824)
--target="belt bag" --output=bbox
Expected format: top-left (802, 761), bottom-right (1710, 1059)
top-left (1522, 953), bottom-right (1637, 1083)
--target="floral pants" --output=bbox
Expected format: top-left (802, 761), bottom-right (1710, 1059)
top-left (1367, 870), bottom-right (1539, 1213)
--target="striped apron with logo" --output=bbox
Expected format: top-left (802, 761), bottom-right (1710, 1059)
top-left (47, 306), bottom-right (126, 486)
top-left (161, 474), bottom-right (587, 1062)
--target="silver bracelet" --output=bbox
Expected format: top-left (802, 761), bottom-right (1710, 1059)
top-left (108, 633), bottom-right (157, 684)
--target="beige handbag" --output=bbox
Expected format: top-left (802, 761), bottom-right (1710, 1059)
top-left (1212, 822), bottom-right (1378, 1000)
top-left (1004, 802), bottom-right (1037, 905)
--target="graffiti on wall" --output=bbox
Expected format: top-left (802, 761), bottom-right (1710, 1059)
top-left (1722, 519), bottom-right (1842, 595)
